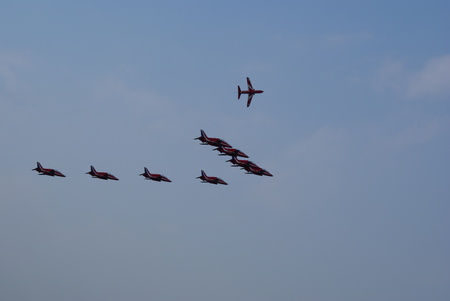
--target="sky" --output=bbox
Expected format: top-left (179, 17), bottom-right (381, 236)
top-left (1, 1), bottom-right (449, 300)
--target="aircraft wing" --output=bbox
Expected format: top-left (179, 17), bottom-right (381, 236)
top-left (107, 173), bottom-right (119, 180)
top-left (246, 94), bottom-right (254, 107)
top-left (246, 77), bottom-right (253, 89)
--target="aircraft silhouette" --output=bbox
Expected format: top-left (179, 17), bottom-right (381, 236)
top-left (227, 156), bottom-right (273, 177)
top-left (242, 165), bottom-right (273, 177)
top-left (86, 165), bottom-right (119, 180)
top-left (197, 170), bottom-right (228, 185)
top-left (238, 77), bottom-right (264, 107)
top-left (227, 156), bottom-right (258, 169)
top-left (32, 162), bottom-right (65, 177)
top-left (140, 167), bottom-right (171, 182)
top-left (213, 145), bottom-right (249, 158)
top-left (194, 129), bottom-right (231, 148)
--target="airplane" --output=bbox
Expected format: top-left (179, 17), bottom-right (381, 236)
top-left (227, 156), bottom-right (259, 169)
top-left (196, 170), bottom-right (228, 185)
top-left (213, 145), bottom-right (249, 158)
top-left (86, 165), bottom-right (119, 180)
top-left (194, 129), bottom-right (232, 148)
top-left (242, 165), bottom-right (273, 177)
top-left (227, 157), bottom-right (273, 177)
top-left (32, 162), bottom-right (65, 177)
top-left (238, 77), bottom-right (264, 107)
top-left (139, 167), bottom-right (171, 182)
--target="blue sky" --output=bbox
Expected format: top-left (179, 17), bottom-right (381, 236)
top-left (1, 1), bottom-right (449, 300)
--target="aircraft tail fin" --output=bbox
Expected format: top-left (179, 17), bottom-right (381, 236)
top-left (90, 165), bottom-right (96, 173)
top-left (33, 161), bottom-right (41, 171)
top-left (200, 129), bottom-right (207, 139)
top-left (238, 86), bottom-right (241, 99)
top-left (144, 167), bottom-right (150, 174)
top-left (139, 167), bottom-right (147, 176)
top-left (196, 170), bottom-right (205, 179)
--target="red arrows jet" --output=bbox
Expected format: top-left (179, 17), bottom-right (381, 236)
top-left (140, 167), bottom-right (172, 182)
top-left (238, 77), bottom-right (264, 107)
top-left (32, 162), bottom-right (65, 177)
top-left (242, 165), bottom-right (273, 177)
top-left (194, 129), bottom-right (232, 148)
top-left (227, 156), bottom-right (259, 169)
top-left (197, 170), bottom-right (228, 185)
top-left (86, 165), bottom-right (119, 180)
top-left (213, 145), bottom-right (249, 158)
top-left (227, 156), bottom-right (273, 176)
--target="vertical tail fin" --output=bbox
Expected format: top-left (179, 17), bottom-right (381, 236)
top-left (201, 170), bottom-right (207, 178)
top-left (37, 162), bottom-right (43, 169)
top-left (90, 165), bottom-right (96, 173)
top-left (200, 129), bottom-right (207, 139)
top-left (144, 167), bottom-right (150, 174)
top-left (238, 86), bottom-right (241, 99)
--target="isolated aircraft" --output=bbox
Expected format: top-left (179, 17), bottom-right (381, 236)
top-left (140, 167), bottom-right (171, 182)
top-left (194, 129), bottom-right (232, 148)
top-left (238, 77), bottom-right (264, 107)
top-left (197, 170), bottom-right (228, 185)
top-left (32, 162), bottom-right (65, 177)
top-left (213, 146), bottom-right (249, 158)
top-left (86, 165), bottom-right (119, 180)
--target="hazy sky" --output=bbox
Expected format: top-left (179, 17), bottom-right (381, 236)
top-left (1, 1), bottom-right (449, 300)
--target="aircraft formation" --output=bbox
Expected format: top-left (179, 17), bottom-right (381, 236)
top-left (32, 128), bottom-right (272, 185)
top-left (33, 162), bottom-right (167, 182)
top-left (32, 77), bottom-right (270, 185)
top-left (194, 129), bottom-right (273, 185)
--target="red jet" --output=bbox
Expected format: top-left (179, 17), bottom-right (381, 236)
top-left (197, 170), bottom-right (228, 185)
top-left (86, 165), bottom-right (119, 180)
top-left (227, 156), bottom-right (273, 177)
top-left (238, 77), bottom-right (264, 107)
top-left (32, 162), bottom-right (65, 177)
top-left (227, 156), bottom-right (259, 169)
top-left (213, 145), bottom-right (249, 158)
top-left (140, 167), bottom-right (172, 182)
top-left (242, 165), bottom-right (273, 177)
top-left (194, 129), bottom-right (232, 148)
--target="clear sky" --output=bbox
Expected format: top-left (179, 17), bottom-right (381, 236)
top-left (1, 1), bottom-right (449, 300)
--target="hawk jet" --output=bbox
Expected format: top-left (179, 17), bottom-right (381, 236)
top-left (86, 165), bottom-right (119, 180)
top-left (227, 156), bottom-right (273, 177)
top-left (227, 156), bottom-right (259, 169)
top-left (197, 170), bottom-right (228, 185)
top-left (213, 145), bottom-right (249, 158)
top-left (140, 167), bottom-right (171, 182)
top-left (242, 165), bottom-right (273, 177)
top-left (194, 129), bottom-right (231, 148)
top-left (32, 162), bottom-right (65, 177)
top-left (238, 77), bottom-right (264, 107)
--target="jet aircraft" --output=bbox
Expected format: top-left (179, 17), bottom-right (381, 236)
top-left (227, 156), bottom-right (273, 176)
top-left (213, 145), bottom-right (249, 158)
top-left (238, 77), bottom-right (264, 107)
top-left (86, 165), bottom-right (119, 180)
top-left (140, 167), bottom-right (171, 182)
top-left (242, 165), bottom-right (273, 177)
top-left (197, 170), bottom-right (228, 185)
top-left (194, 129), bottom-right (232, 148)
top-left (32, 162), bottom-right (65, 177)
top-left (227, 156), bottom-right (259, 169)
